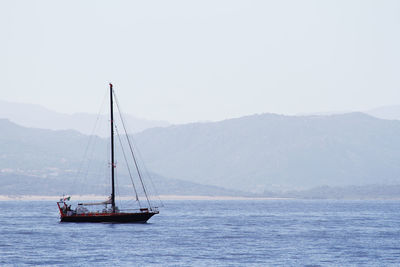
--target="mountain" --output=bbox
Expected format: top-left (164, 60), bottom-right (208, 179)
top-left (133, 112), bottom-right (400, 192)
top-left (298, 105), bottom-right (400, 121)
top-left (0, 172), bottom-right (247, 197)
top-left (0, 119), bottom-right (244, 197)
top-left (366, 105), bottom-right (400, 121)
top-left (0, 100), bottom-right (169, 136)
top-left (2, 112), bottom-right (400, 197)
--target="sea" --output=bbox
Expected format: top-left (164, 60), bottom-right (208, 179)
top-left (1, 199), bottom-right (400, 266)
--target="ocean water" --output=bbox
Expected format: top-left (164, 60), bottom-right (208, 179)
top-left (1, 200), bottom-right (400, 266)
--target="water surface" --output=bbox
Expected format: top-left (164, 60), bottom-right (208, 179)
top-left (1, 200), bottom-right (400, 266)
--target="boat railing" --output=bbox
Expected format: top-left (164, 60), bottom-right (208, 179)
top-left (118, 207), bottom-right (159, 213)
top-left (71, 207), bottom-right (159, 214)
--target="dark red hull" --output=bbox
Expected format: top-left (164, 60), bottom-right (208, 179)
top-left (60, 211), bottom-right (158, 223)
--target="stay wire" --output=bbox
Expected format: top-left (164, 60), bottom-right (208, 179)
top-left (113, 91), bottom-right (153, 209)
top-left (72, 89), bottom-right (108, 195)
top-left (115, 123), bottom-right (141, 205)
top-left (113, 93), bottom-right (164, 207)
top-left (115, 93), bottom-right (164, 208)
top-left (129, 139), bottom-right (165, 208)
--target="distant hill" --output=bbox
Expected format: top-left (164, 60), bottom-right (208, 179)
top-left (133, 112), bottom-right (400, 192)
top-left (0, 172), bottom-right (247, 197)
top-left (0, 100), bottom-right (169, 136)
top-left (298, 105), bottom-right (400, 121)
top-left (366, 105), bottom-right (400, 121)
top-left (2, 112), bottom-right (400, 197)
top-left (0, 119), bottom-right (244, 197)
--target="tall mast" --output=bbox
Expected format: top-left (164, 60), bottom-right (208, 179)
top-left (110, 83), bottom-right (116, 212)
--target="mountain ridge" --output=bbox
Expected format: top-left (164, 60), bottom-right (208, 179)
top-left (132, 112), bottom-right (400, 192)
top-left (0, 100), bottom-right (169, 136)
top-left (2, 112), bottom-right (400, 196)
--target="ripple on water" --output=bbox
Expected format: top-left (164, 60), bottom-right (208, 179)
top-left (1, 200), bottom-right (400, 266)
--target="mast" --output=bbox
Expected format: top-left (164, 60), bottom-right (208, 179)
top-left (110, 83), bottom-right (116, 212)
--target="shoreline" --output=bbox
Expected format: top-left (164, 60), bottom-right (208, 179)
top-left (0, 195), bottom-right (290, 201)
top-left (1, 195), bottom-right (399, 201)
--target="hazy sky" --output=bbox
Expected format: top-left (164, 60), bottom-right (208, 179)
top-left (1, 1), bottom-right (399, 123)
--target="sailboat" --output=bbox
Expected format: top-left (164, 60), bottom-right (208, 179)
top-left (57, 83), bottom-right (159, 223)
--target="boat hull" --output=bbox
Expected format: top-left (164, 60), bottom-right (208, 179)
top-left (60, 212), bottom-right (157, 223)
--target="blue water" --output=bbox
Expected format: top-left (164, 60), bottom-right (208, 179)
top-left (1, 200), bottom-right (400, 266)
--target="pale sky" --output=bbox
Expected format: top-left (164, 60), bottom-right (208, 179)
top-left (1, 0), bottom-right (399, 123)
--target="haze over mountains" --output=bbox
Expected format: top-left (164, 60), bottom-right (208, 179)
top-left (1, 106), bottom-right (400, 198)
top-left (2, 99), bottom-right (400, 133)
top-left (298, 105), bottom-right (400, 121)
top-left (0, 100), bottom-right (169, 136)
top-left (0, 118), bottom-right (243, 197)
top-left (366, 105), bottom-right (400, 121)
top-left (134, 112), bottom-right (400, 192)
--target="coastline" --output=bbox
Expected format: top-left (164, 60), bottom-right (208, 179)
top-left (0, 195), bottom-right (289, 201)
top-left (2, 195), bottom-right (399, 201)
